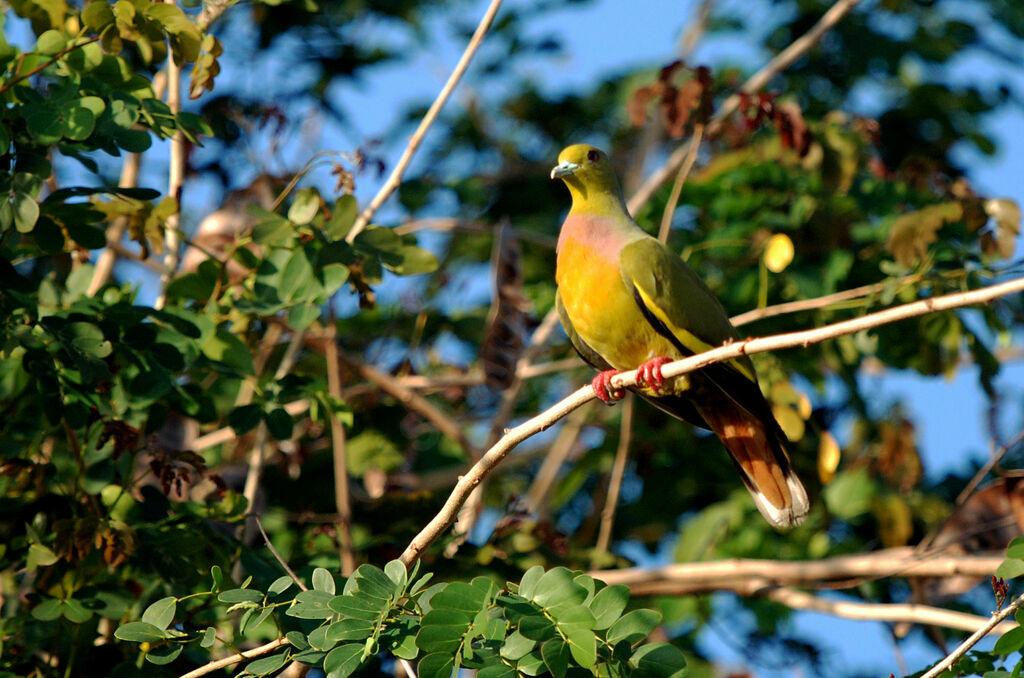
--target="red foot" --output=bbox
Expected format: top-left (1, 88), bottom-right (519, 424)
top-left (636, 356), bottom-right (672, 393)
top-left (591, 370), bottom-right (625, 404)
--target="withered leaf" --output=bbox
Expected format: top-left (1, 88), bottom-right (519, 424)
top-left (886, 201), bottom-right (963, 267)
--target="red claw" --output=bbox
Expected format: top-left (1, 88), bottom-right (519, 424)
top-left (591, 370), bottom-right (625, 404)
top-left (636, 356), bottom-right (672, 393)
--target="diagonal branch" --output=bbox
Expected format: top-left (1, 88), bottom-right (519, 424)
top-left (399, 275), bottom-right (1024, 564)
top-left (627, 0), bottom-right (863, 214)
top-left (920, 591), bottom-right (1024, 678)
top-left (347, 0), bottom-right (504, 240)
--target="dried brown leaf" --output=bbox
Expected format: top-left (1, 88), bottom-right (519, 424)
top-left (886, 202), bottom-right (963, 267)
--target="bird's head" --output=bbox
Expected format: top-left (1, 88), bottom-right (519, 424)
top-left (550, 144), bottom-right (626, 214)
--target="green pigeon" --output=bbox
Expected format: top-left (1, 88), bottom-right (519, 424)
top-left (551, 144), bottom-right (809, 528)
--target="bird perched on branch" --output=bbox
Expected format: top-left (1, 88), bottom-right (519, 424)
top-left (551, 144), bottom-right (809, 528)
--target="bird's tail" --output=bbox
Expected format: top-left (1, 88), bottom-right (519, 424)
top-left (697, 403), bottom-right (809, 529)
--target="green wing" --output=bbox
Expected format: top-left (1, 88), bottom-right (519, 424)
top-left (619, 237), bottom-right (782, 433)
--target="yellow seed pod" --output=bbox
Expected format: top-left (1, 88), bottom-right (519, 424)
top-left (763, 233), bottom-right (795, 273)
top-left (817, 431), bottom-right (841, 485)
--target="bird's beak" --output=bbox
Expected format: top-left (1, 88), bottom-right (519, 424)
top-left (550, 160), bottom-right (580, 180)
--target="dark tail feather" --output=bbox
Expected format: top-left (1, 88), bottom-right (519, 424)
top-left (697, 402), bottom-right (809, 529)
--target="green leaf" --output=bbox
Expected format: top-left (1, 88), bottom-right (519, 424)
top-left (606, 609), bottom-right (662, 646)
top-left (313, 567), bottom-right (336, 594)
top-left (326, 618), bottom-right (375, 643)
top-left (518, 566), bottom-right (544, 600)
top-left (142, 597), bottom-right (177, 630)
top-left (268, 576), bottom-right (294, 596)
top-left (478, 663), bottom-right (517, 678)
top-left (326, 195), bottom-right (357, 239)
top-left (32, 598), bottom-right (64, 621)
top-left (145, 644), bottom-right (183, 665)
top-left (629, 642), bottom-right (687, 678)
top-left (353, 563), bottom-right (399, 600)
top-left (288, 302), bottom-right (320, 330)
top-left (417, 609), bottom-right (471, 653)
top-left (532, 567), bottom-right (583, 609)
top-left (996, 559), bottom-right (1024, 580)
top-left (62, 598), bottom-right (93, 623)
top-left (287, 590), bottom-right (335, 619)
top-left (36, 29), bottom-right (67, 55)
top-left (562, 625), bottom-right (597, 668)
top-left (329, 594), bottom-right (386, 620)
top-left (389, 245), bottom-right (438, 276)
top-left (994, 626), bottom-right (1024, 655)
top-left (384, 560), bottom-right (408, 592)
top-left (13, 192), bottom-right (40, 233)
top-left (589, 585), bottom-right (629, 630)
top-left (1006, 537), bottom-right (1024, 560)
top-left (202, 327), bottom-right (254, 375)
top-left (245, 651), bottom-right (290, 676)
top-left (822, 467), bottom-right (876, 520)
top-left (286, 631), bottom-right (309, 650)
top-left (115, 621), bottom-right (168, 643)
top-left (249, 206), bottom-right (294, 245)
top-left (500, 630), bottom-right (535, 661)
top-left (288, 188), bottom-right (321, 224)
top-left (201, 627), bottom-right (216, 648)
top-left (218, 589), bottom-right (263, 604)
top-left (324, 643), bottom-right (365, 678)
top-left (540, 638), bottom-right (570, 678)
top-left (229, 403), bottom-right (262, 435)
top-left (27, 543), bottom-right (58, 570)
top-left (418, 652), bottom-right (455, 678)
top-left (265, 408), bottom-right (294, 440)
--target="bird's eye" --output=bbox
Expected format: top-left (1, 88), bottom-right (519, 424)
top-left (587, 149), bottom-right (600, 163)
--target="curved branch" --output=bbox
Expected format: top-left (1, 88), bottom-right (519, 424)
top-left (757, 585), bottom-right (1016, 636)
top-left (399, 275), bottom-right (1024, 564)
top-left (347, 0), bottom-right (504, 240)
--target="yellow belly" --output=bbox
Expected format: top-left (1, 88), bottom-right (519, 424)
top-left (556, 235), bottom-right (681, 373)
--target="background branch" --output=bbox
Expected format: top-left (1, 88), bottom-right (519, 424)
top-left (347, 0), bottom-right (504, 240)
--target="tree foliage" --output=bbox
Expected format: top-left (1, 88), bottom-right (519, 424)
top-left (1, 0), bottom-right (1024, 676)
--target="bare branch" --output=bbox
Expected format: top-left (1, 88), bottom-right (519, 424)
top-left (657, 124), bottom-right (703, 243)
top-left (920, 591), bottom-right (1024, 678)
top-left (255, 517), bottom-right (307, 591)
top-left (757, 585), bottom-right (1016, 636)
top-left (589, 548), bottom-right (1002, 594)
top-left (399, 276), bottom-right (1024, 564)
top-left (523, 405), bottom-right (592, 514)
top-left (155, 19), bottom-right (186, 311)
top-left (347, 0), bottom-right (505, 240)
top-left (338, 350), bottom-right (479, 458)
top-left (177, 638), bottom-right (289, 678)
top-left (594, 394), bottom-right (634, 560)
top-left (627, 0), bottom-right (863, 213)
top-left (323, 323), bottom-right (356, 576)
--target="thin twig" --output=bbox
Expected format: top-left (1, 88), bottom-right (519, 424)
top-left (323, 322), bottom-right (356, 576)
top-left (394, 218), bottom-right (557, 249)
top-left (594, 394), bottom-right (634, 561)
top-left (154, 18), bottom-right (186, 310)
top-left (338, 350), bottom-right (478, 458)
top-left (523, 405), bottom-right (592, 514)
top-left (657, 124), bottom-right (703, 243)
top-left (347, 0), bottom-right (504, 240)
top-left (0, 36), bottom-right (101, 95)
top-left (956, 428), bottom-right (1024, 506)
top-left (730, 274), bottom-right (921, 326)
top-left (398, 275), bottom-right (1024, 564)
top-left (920, 591), bottom-right (1024, 678)
top-left (177, 638), bottom-right (289, 678)
top-left (255, 517), bottom-right (307, 591)
top-left (627, 0), bottom-right (863, 213)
